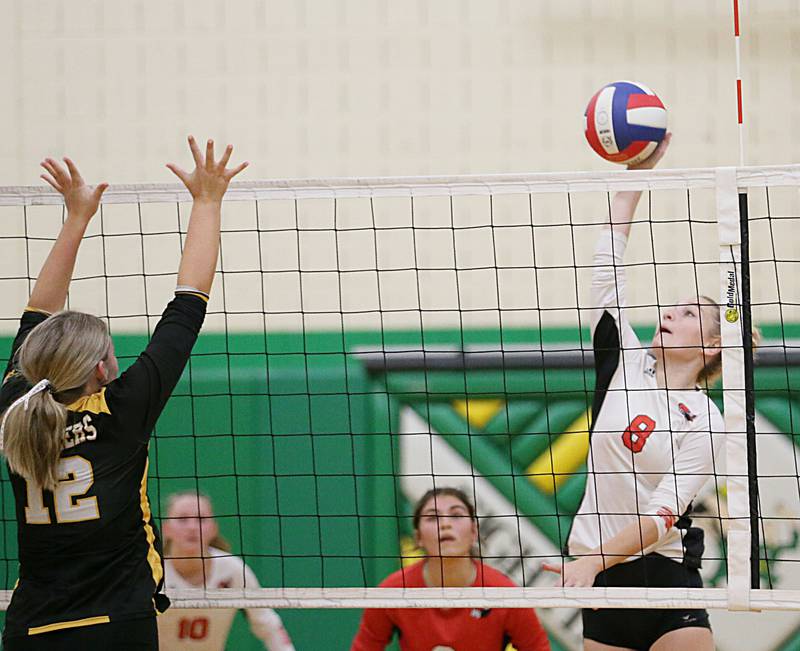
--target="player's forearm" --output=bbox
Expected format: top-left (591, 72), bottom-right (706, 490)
top-left (608, 190), bottom-right (643, 238)
top-left (591, 516), bottom-right (660, 571)
top-left (248, 608), bottom-right (296, 651)
top-left (262, 635), bottom-right (296, 651)
top-left (28, 216), bottom-right (91, 313)
top-left (607, 132), bottom-right (671, 238)
top-left (176, 199), bottom-right (221, 295)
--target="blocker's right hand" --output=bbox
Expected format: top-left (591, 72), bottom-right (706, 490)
top-left (628, 131), bottom-right (672, 170)
top-left (167, 135), bottom-right (248, 203)
top-left (40, 157), bottom-right (108, 223)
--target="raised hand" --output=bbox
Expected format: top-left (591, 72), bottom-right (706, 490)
top-left (167, 135), bottom-right (248, 203)
top-left (40, 158), bottom-right (108, 222)
top-left (628, 131), bottom-right (672, 170)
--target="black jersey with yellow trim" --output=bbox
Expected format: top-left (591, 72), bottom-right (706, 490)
top-left (2, 307), bottom-right (52, 385)
top-left (0, 292), bottom-right (207, 640)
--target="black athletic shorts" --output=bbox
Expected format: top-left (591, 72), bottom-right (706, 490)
top-left (582, 553), bottom-right (711, 650)
top-left (2, 616), bottom-right (158, 651)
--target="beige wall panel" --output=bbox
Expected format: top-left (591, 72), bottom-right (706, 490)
top-left (0, 0), bottom-right (797, 332)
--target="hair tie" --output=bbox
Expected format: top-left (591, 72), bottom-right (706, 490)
top-left (0, 379), bottom-right (53, 445)
top-left (22, 379), bottom-right (51, 409)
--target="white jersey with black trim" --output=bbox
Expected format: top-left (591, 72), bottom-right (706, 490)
top-left (158, 547), bottom-right (295, 651)
top-left (567, 229), bottom-right (724, 564)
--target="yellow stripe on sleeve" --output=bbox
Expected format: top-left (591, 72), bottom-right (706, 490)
top-left (139, 455), bottom-right (164, 587)
top-left (175, 291), bottom-right (209, 303)
top-left (28, 615), bottom-right (110, 636)
top-left (23, 307), bottom-right (53, 316)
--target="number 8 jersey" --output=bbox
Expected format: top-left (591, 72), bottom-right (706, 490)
top-left (567, 230), bottom-right (724, 564)
top-left (0, 292), bottom-right (207, 641)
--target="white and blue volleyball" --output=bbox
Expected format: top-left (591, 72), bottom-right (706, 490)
top-left (584, 81), bottom-right (667, 165)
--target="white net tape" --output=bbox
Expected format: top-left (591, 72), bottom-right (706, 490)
top-left (0, 165), bottom-right (798, 204)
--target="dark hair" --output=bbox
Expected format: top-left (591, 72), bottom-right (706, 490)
top-left (412, 487), bottom-right (477, 531)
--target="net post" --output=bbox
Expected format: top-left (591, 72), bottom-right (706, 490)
top-left (737, 190), bottom-right (760, 590)
top-left (716, 167), bottom-right (751, 610)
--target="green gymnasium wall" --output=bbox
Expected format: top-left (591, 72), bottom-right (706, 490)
top-left (1, 324), bottom-right (800, 650)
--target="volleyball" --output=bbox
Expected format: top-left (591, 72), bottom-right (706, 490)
top-left (584, 81), bottom-right (667, 165)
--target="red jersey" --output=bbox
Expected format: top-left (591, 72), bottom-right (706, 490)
top-left (351, 560), bottom-right (550, 651)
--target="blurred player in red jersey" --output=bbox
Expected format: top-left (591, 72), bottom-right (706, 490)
top-left (351, 487), bottom-right (551, 651)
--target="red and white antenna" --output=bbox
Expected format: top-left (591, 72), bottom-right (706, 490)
top-left (733, 0), bottom-right (745, 166)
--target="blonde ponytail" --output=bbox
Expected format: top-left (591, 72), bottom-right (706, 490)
top-left (1, 311), bottom-right (110, 490)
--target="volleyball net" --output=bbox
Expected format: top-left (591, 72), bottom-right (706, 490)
top-left (0, 165), bottom-right (799, 626)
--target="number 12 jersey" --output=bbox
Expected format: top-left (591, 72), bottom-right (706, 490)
top-left (0, 293), bottom-right (207, 640)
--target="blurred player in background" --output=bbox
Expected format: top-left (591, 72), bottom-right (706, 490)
top-left (159, 491), bottom-right (295, 651)
top-left (545, 134), bottom-right (731, 651)
top-left (352, 486), bottom-right (551, 651)
top-left (0, 137), bottom-right (246, 650)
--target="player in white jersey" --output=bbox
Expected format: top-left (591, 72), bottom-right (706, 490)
top-left (158, 492), bottom-right (295, 651)
top-left (544, 133), bottom-right (742, 651)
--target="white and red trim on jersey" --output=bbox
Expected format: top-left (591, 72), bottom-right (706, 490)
top-left (158, 548), bottom-right (295, 651)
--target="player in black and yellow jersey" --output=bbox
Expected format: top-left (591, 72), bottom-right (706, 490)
top-left (0, 137), bottom-right (247, 650)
